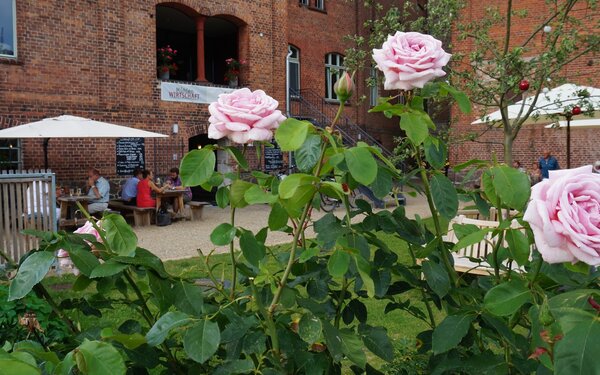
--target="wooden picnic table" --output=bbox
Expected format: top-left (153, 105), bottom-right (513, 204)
top-left (58, 196), bottom-right (92, 229)
top-left (156, 189), bottom-right (185, 215)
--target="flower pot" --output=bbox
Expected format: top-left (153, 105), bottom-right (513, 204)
top-left (159, 70), bottom-right (170, 80)
top-left (228, 76), bottom-right (238, 87)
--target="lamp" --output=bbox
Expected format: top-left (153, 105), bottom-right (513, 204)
top-left (172, 123), bottom-right (179, 134)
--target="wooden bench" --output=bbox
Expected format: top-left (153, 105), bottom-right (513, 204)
top-left (187, 201), bottom-right (210, 221)
top-left (108, 200), bottom-right (154, 227)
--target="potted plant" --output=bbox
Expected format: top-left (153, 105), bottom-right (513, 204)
top-left (224, 58), bottom-right (245, 87)
top-left (157, 45), bottom-right (178, 80)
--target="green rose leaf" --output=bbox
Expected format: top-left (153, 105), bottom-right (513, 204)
top-left (370, 167), bottom-right (392, 199)
top-left (89, 260), bottom-right (129, 279)
top-left (490, 166), bottom-right (531, 211)
top-left (422, 260), bottom-right (450, 298)
top-left (183, 320), bottom-right (221, 364)
top-left (77, 340), bottom-right (126, 375)
top-left (484, 279), bottom-right (532, 316)
top-left (268, 202), bottom-right (289, 231)
top-left (146, 311), bottom-right (192, 346)
top-left (102, 214), bottom-right (137, 257)
top-left (210, 223), bottom-right (237, 246)
top-left (279, 173), bottom-right (319, 200)
top-left (244, 185), bottom-right (277, 205)
top-left (328, 249), bottom-right (351, 278)
top-left (299, 312), bottom-right (322, 344)
top-left (505, 229), bottom-right (530, 266)
top-left (430, 174), bottom-right (458, 220)
top-left (339, 329), bottom-right (367, 368)
top-left (275, 118), bottom-right (311, 151)
top-left (230, 180), bottom-right (253, 208)
top-left (9, 251), bottom-right (55, 301)
top-left (173, 280), bottom-right (204, 316)
top-left (354, 255), bottom-right (375, 298)
top-left (554, 314), bottom-right (600, 375)
top-left (424, 136), bottom-right (447, 170)
top-left (400, 112), bottom-right (430, 146)
top-left (64, 246), bottom-right (100, 277)
top-left (344, 147), bottom-right (377, 186)
top-left (432, 314), bottom-right (476, 354)
top-left (180, 148), bottom-right (216, 186)
top-left (100, 328), bottom-right (146, 349)
top-left (296, 134), bottom-right (322, 172)
top-left (360, 325), bottom-right (394, 362)
top-left (239, 231), bottom-right (266, 267)
top-left (0, 358), bottom-right (41, 375)
top-left (225, 146), bottom-right (249, 170)
top-left (216, 186), bottom-right (230, 208)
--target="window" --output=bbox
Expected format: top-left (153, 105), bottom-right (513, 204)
top-left (0, 139), bottom-right (21, 170)
top-left (299, 0), bottom-right (309, 5)
top-left (0, 0), bottom-right (17, 58)
top-left (287, 45), bottom-right (300, 97)
top-left (325, 53), bottom-right (344, 100)
top-left (315, 0), bottom-right (325, 10)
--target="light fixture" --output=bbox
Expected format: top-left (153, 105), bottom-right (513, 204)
top-left (197, 145), bottom-right (202, 149)
top-left (259, 32), bottom-right (264, 37)
top-left (543, 25), bottom-right (552, 33)
top-left (172, 123), bottom-right (179, 134)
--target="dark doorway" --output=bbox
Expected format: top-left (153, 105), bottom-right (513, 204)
top-left (188, 134), bottom-right (218, 202)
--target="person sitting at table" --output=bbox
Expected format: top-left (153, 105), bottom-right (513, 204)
top-left (137, 170), bottom-right (164, 208)
top-left (121, 168), bottom-right (142, 206)
top-left (165, 167), bottom-right (193, 211)
top-left (87, 168), bottom-right (110, 214)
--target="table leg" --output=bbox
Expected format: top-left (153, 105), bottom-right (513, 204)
top-left (177, 196), bottom-right (184, 214)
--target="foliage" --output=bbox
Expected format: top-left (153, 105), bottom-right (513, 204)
top-left (157, 45), bottom-right (178, 74)
top-left (4, 68), bottom-right (600, 375)
top-left (225, 58), bottom-right (246, 82)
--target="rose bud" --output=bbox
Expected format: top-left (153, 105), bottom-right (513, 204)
top-left (572, 106), bottom-right (582, 115)
top-left (333, 72), bottom-right (354, 102)
top-left (341, 183), bottom-right (349, 193)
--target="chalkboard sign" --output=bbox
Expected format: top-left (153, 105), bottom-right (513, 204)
top-left (116, 138), bottom-right (145, 176)
top-left (264, 142), bottom-right (283, 172)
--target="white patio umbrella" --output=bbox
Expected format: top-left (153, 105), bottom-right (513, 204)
top-left (472, 83), bottom-right (600, 167)
top-left (545, 118), bottom-right (600, 129)
top-left (0, 115), bottom-right (168, 169)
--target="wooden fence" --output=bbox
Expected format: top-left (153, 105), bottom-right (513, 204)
top-left (0, 170), bottom-right (56, 264)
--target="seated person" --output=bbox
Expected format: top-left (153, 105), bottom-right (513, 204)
top-left (165, 167), bottom-right (193, 211)
top-left (137, 170), bottom-right (164, 208)
top-left (87, 168), bottom-right (111, 214)
top-left (121, 168), bottom-right (142, 205)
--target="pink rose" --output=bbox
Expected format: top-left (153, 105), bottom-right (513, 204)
top-left (372, 31), bottom-right (451, 91)
top-left (523, 165), bottom-right (600, 265)
top-left (74, 220), bottom-right (103, 243)
top-left (208, 88), bottom-right (286, 144)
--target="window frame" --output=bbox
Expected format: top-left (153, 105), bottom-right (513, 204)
top-left (315, 0), bottom-right (325, 10)
top-left (325, 53), bottom-right (344, 101)
top-left (299, 0), bottom-right (309, 6)
top-left (0, 139), bottom-right (22, 170)
top-left (287, 45), bottom-right (300, 98)
top-left (0, 0), bottom-right (18, 59)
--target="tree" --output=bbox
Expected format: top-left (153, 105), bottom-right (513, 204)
top-left (346, 0), bottom-right (600, 164)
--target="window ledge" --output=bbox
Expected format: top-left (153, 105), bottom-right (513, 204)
top-left (298, 4), bottom-right (326, 14)
top-left (157, 78), bottom-right (238, 89)
top-left (0, 56), bottom-right (21, 66)
top-left (324, 98), bottom-right (351, 106)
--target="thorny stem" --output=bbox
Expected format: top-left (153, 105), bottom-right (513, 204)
top-left (414, 147), bottom-right (460, 287)
top-left (250, 280), bottom-right (281, 364)
top-left (229, 207), bottom-right (237, 301)
top-left (407, 244), bottom-right (437, 329)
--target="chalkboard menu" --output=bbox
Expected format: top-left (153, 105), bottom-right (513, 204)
top-left (264, 142), bottom-right (283, 172)
top-left (116, 138), bottom-right (145, 176)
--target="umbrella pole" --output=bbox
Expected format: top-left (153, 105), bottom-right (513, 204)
top-left (566, 115), bottom-right (571, 169)
top-left (43, 138), bottom-right (49, 171)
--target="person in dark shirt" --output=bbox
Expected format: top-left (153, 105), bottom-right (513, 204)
top-left (538, 150), bottom-right (559, 179)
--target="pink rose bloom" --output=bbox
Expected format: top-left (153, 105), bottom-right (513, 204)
top-left (372, 31), bottom-right (451, 91)
top-left (524, 165), bottom-right (600, 265)
top-left (208, 88), bottom-right (286, 144)
top-left (74, 220), bottom-right (103, 242)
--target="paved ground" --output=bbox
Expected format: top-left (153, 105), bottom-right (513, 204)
top-left (134, 194), bottom-right (431, 261)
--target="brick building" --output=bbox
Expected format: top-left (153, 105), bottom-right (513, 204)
top-left (449, 0), bottom-right (600, 170)
top-left (0, 0), bottom-right (402, 195)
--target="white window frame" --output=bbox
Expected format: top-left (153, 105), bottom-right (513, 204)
top-left (0, 0), bottom-right (17, 59)
top-left (287, 45), bottom-right (300, 98)
top-left (315, 0), bottom-right (325, 10)
top-left (325, 53), bottom-right (344, 101)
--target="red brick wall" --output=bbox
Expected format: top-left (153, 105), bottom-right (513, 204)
top-left (0, 0), bottom-right (410, 185)
top-left (449, 0), bottom-right (600, 169)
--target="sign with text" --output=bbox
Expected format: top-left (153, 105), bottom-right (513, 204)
top-left (116, 138), bottom-right (145, 176)
top-left (160, 82), bottom-right (236, 104)
top-left (264, 142), bottom-right (283, 172)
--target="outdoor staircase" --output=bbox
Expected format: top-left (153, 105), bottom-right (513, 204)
top-left (288, 89), bottom-right (394, 159)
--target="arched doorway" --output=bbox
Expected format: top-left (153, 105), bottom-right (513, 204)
top-left (205, 17), bottom-right (239, 85)
top-left (188, 134), bottom-right (218, 202)
top-left (156, 5), bottom-right (197, 81)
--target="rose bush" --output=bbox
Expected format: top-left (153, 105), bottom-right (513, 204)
top-left (372, 31), bottom-right (451, 90)
top-left (524, 165), bottom-right (600, 265)
top-left (208, 88), bottom-right (286, 144)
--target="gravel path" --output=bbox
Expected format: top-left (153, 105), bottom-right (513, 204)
top-left (135, 194), bottom-right (431, 261)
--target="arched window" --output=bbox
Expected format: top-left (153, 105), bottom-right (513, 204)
top-left (156, 5), bottom-right (197, 81)
top-left (325, 53), bottom-right (344, 100)
top-left (287, 45), bottom-right (300, 97)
